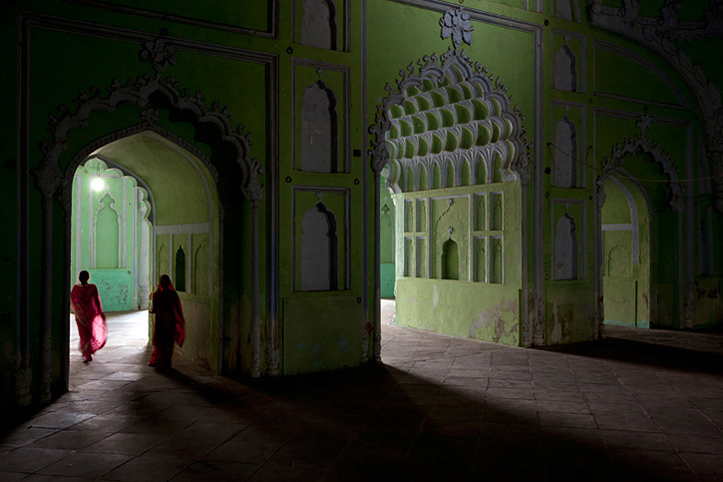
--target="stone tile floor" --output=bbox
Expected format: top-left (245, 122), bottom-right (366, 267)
top-left (2, 301), bottom-right (723, 481)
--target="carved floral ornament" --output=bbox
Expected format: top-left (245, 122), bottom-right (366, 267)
top-left (368, 47), bottom-right (531, 192)
top-left (440, 7), bottom-right (474, 50)
top-left (34, 36), bottom-right (263, 204)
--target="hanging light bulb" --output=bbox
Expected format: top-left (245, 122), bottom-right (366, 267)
top-left (91, 160), bottom-right (105, 191)
top-left (91, 176), bottom-right (104, 191)
top-left (90, 177), bottom-right (105, 191)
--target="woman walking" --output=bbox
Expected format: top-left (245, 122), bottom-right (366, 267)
top-left (149, 274), bottom-right (186, 368)
top-left (70, 270), bottom-right (107, 362)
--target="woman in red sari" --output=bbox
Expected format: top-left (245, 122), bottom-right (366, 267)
top-left (70, 270), bottom-right (107, 362)
top-left (149, 274), bottom-right (186, 368)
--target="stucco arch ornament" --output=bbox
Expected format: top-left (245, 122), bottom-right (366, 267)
top-left (36, 38), bottom-right (263, 204)
top-left (368, 47), bottom-right (531, 191)
top-left (596, 116), bottom-right (683, 213)
top-left (31, 37), bottom-right (267, 403)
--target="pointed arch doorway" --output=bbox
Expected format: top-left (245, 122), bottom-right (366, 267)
top-left (595, 142), bottom-right (684, 337)
top-left (600, 173), bottom-right (652, 329)
top-left (35, 71), bottom-right (266, 401)
top-left (68, 131), bottom-right (220, 371)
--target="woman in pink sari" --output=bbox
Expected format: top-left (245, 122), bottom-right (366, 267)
top-left (70, 270), bottom-right (107, 362)
top-left (149, 274), bottom-right (186, 368)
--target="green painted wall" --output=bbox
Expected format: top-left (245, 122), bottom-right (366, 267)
top-left (2, 0), bottom-right (723, 409)
top-left (71, 159), bottom-right (149, 312)
top-left (393, 182), bottom-right (523, 345)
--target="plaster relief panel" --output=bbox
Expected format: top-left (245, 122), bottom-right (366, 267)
top-left (474, 236), bottom-right (486, 282)
top-left (294, 188), bottom-right (349, 291)
top-left (295, 63), bottom-right (349, 172)
top-left (404, 237), bottom-right (415, 277)
top-left (157, 238), bottom-right (169, 280)
top-left (474, 194), bottom-right (487, 231)
top-left (490, 237), bottom-right (503, 284)
top-left (404, 199), bottom-right (414, 232)
top-left (416, 199), bottom-right (427, 232)
top-left (95, 192), bottom-right (121, 269)
top-left (490, 192), bottom-right (504, 231)
top-left (192, 234), bottom-right (210, 297)
top-left (416, 237), bottom-right (427, 278)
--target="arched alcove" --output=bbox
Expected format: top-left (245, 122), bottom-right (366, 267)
top-left (554, 116), bottom-right (578, 188)
top-left (441, 238), bottom-right (459, 280)
top-left (554, 45), bottom-right (577, 92)
top-left (300, 0), bottom-right (338, 50)
top-left (301, 81), bottom-right (338, 173)
top-left (175, 246), bottom-right (186, 292)
top-left (554, 213), bottom-right (578, 280)
top-left (301, 201), bottom-right (339, 291)
top-left (556, 0), bottom-right (574, 21)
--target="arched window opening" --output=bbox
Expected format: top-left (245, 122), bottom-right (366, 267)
top-left (554, 213), bottom-right (578, 280)
top-left (554, 116), bottom-right (578, 188)
top-left (441, 238), bottom-right (459, 280)
top-left (554, 45), bottom-right (577, 92)
top-left (175, 246), bottom-right (186, 292)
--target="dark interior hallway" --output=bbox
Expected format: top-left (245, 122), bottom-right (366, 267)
top-left (1, 304), bottom-right (722, 481)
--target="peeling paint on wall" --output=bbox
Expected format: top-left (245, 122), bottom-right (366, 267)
top-left (468, 298), bottom-right (519, 344)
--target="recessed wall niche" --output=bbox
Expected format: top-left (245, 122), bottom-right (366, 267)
top-left (294, 62), bottom-right (349, 172)
top-left (551, 201), bottom-right (585, 281)
top-left (555, 0), bottom-right (581, 22)
top-left (551, 103), bottom-right (586, 189)
top-left (294, 0), bottom-right (348, 51)
top-left (552, 33), bottom-right (585, 93)
top-left (294, 188), bottom-right (349, 291)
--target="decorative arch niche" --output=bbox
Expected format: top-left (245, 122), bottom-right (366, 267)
top-left (369, 48), bottom-right (531, 193)
top-left (554, 45), bottom-right (577, 92)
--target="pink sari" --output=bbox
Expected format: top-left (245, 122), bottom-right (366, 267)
top-left (70, 283), bottom-right (107, 361)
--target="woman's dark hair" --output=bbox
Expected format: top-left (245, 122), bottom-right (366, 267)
top-left (79, 270), bottom-right (90, 284)
top-left (159, 274), bottom-right (172, 289)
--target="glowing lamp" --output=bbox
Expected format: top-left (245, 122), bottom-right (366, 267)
top-left (91, 177), bottom-right (105, 191)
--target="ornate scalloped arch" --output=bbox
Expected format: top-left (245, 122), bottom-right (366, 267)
top-left (598, 134), bottom-right (683, 212)
top-left (34, 74), bottom-right (263, 204)
top-left (368, 48), bottom-right (531, 192)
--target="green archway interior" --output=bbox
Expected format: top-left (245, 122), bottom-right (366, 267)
top-left (70, 130), bottom-right (221, 368)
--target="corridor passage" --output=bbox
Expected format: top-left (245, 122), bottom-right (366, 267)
top-left (1, 302), bottom-right (722, 481)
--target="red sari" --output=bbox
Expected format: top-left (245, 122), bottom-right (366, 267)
top-left (70, 283), bottom-right (107, 361)
top-left (149, 281), bottom-right (186, 368)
